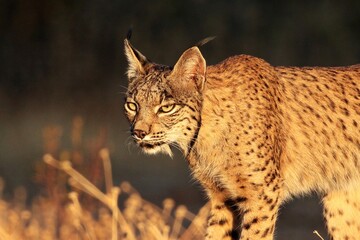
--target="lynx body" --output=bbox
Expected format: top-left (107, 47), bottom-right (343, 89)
top-left (124, 38), bottom-right (360, 240)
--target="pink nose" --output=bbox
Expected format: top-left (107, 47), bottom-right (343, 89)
top-left (132, 129), bottom-right (147, 139)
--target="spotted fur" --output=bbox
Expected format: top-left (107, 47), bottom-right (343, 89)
top-left (123, 38), bottom-right (360, 240)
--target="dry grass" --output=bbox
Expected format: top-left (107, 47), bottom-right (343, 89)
top-left (0, 116), bottom-right (327, 240)
top-left (0, 117), bottom-right (209, 240)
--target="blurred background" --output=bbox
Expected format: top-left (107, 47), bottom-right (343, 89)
top-left (1, 0), bottom-right (359, 239)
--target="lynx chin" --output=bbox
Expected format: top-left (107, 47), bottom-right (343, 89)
top-left (123, 37), bottom-right (360, 240)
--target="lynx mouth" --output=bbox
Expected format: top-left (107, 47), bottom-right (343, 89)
top-left (135, 139), bottom-right (172, 157)
top-left (139, 142), bottom-right (157, 149)
top-left (136, 139), bottom-right (166, 149)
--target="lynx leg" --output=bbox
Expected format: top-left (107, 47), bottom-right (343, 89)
top-left (232, 191), bottom-right (281, 240)
top-left (323, 189), bottom-right (360, 240)
top-left (205, 192), bottom-right (238, 240)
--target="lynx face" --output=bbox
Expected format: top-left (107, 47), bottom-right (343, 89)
top-left (124, 39), bottom-right (205, 156)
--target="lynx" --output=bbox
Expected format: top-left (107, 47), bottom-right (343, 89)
top-left (123, 36), bottom-right (360, 240)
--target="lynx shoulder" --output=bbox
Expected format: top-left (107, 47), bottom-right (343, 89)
top-left (123, 38), bottom-right (360, 240)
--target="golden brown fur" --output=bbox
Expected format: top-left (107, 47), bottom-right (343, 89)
top-left (124, 38), bottom-right (360, 240)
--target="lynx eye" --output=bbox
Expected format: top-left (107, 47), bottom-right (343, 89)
top-left (159, 104), bottom-right (176, 114)
top-left (125, 102), bottom-right (138, 112)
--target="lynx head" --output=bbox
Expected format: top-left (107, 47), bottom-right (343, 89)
top-left (123, 39), bottom-right (206, 157)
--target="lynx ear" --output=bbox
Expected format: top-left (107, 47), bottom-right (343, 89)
top-left (124, 39), bottom-right (149, 80)
top-left (169, 47), bottom-right (206, 92)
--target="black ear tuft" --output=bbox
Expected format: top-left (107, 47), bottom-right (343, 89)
top-left (195, 36), bottom-right (216, 47)
top-left (126, 27), bottom-right (133, 40)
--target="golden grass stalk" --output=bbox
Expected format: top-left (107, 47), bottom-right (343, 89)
top-left (162, 198), bottom-right (175, 223)
top-left (313, 230), bottom-right (325, 240)
top-left (68, 191), bottom-right (96, 239)
top-left (43, 155), bottom-right (109, 205)
top-left (100, 148), bottom-right (114, 194)
top-left (111, 187), bottom-right (120, 240)
top-left (179, 202), bottom-right (210, 240)
top-left (169, 205), bottom-right (187, 240)
top-left (43, 153), bottom-right (136, 240)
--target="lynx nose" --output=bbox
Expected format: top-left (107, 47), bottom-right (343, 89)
top-left (132, 129), bottom-right (147, 139)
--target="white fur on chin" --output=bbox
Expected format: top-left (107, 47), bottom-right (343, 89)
top-left (142, 144), bottom-right (173, 158)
